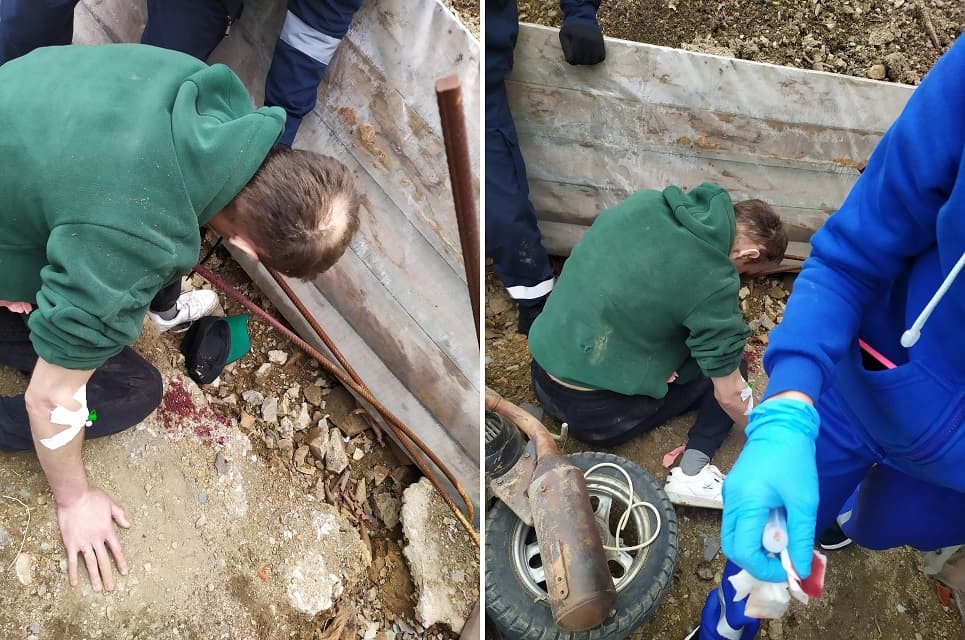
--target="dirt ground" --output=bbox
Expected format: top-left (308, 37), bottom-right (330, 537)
top-left (485, 268), bottom-right (963, 639)
top-left (443, 0), bottom-right (480, 37)
top-left (0, 246), bottom-right (478, 640)
top-left (520, 0), bottom-right (964, 83)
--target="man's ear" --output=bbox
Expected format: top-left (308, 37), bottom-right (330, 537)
top-left (227, 235), bottom-right (260, 261)
top-left (738, 248), bottom-right (761, 261)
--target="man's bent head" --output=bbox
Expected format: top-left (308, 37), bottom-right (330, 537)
top-left (221, 148), bottom-right (360, 279)
top-left (731, 199), bottom-right (788, 275)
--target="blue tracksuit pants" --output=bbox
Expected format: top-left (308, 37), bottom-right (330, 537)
top-left (0, 0), bottom-right (360, 146)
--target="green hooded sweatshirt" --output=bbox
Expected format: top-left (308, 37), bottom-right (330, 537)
top-left (528, 183), bottom-right (750, 398)
top-left (0, 44), bottom-right (284, 370)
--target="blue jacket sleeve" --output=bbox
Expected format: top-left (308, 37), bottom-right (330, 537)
top-left (560, 0), bottom-right (600, 26)
top-left (265, 0), bottom-right (363, 146)
top-left (763, 36), bottom-right (965, 402)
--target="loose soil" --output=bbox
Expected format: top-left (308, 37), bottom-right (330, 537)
top-left (519, 0), bottom-right (963, 84)
top-left (443, 0), bottom-right (480, 37)
top-left (0, 244), bottom-right (474, 640)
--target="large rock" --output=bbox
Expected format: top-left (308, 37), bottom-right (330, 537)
top-left (400, 478), bottom-right (479, 632)
top-left (284, 507), bottom-right (368, 617)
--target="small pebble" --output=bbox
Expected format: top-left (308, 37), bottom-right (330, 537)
top-left (214, 452), bottom-right (230, 474)
top-left (198, 492), bottom-right (208, 505)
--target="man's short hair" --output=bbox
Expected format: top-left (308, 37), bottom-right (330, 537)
top-left (734, 199), bottom-right (788, 265)
top-left (232, 148), bottom-right (360, 279)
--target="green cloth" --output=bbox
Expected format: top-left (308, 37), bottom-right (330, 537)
top-left (528, 183), bottom-right (750, 398)
top-left (0, 44), bottom-right (284, 370)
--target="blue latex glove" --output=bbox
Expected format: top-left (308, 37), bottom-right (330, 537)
top-left (721, 398), bottom-right (820, 582)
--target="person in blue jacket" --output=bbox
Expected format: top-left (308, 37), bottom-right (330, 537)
top-left (686, 35), bottom-right (965, 640)
top-left (0, 0), bottom-right (361, 148)
top-left (486, 0), bottom-right (605, 334)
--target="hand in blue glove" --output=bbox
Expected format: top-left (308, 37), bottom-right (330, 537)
top-left (559, 19), bottom-right (606, 66)
top-left (721, 398), bottom-right (820, 582)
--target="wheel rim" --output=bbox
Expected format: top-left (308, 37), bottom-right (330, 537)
top-left (510, 471), bottom-right (658, 600)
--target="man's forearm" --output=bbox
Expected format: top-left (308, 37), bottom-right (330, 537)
top-left (25, 357), bottom-right (94, 506)
top-left (28, 404), bottom-right (89, 506)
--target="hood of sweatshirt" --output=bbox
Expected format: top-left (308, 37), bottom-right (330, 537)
top-left (171, 63), bottom-right (285, 225)
top-left (662, 183), bottom-right (736, 257)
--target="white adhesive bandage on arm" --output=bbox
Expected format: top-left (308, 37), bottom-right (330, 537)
top-left (40, 385), bottom-right (93, 450)
top-left (740, 378), bottom-right (755, 415)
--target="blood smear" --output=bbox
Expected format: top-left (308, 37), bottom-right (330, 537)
top-left (799, 550), bottom-right (827, 599)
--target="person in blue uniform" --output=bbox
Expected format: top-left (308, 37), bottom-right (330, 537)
top-left (0, 0), bottom-right (361, 147)
top-left (485, 0), bottom-right (606, 334)
top-left (686, 35), bottom-right (965, 640)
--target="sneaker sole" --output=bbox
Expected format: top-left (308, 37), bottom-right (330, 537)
top-left (664, 488), bottom-right (723, 510)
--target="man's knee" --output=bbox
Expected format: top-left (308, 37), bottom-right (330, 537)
top-left (124, 352), bottom-right (163, 421)
top-left (87, 348), bottom-right (163, 436)
top-left (141, 361), bottom-right (164, 416)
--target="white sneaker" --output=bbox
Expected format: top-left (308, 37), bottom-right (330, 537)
top-left (664, 464), bottom-right (724, 509)
top-left (147, 289), bottom-right (219, 332)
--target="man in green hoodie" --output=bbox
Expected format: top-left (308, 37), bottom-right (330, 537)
top-left (0, 44), bottom-right (360, 592)
top-left (528, 183), bottom-right (786, 509)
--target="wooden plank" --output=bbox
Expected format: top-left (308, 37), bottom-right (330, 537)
top-left (542, 219), bottom-right (813, 267)
top-left (510, 24), bottom-right (913, 131)
top-left (512, 84), bottom-right (885, 171)
top-left (508, 24), bottom-right (916, 252)
top-left (74, 0), bottom-right (145, 44)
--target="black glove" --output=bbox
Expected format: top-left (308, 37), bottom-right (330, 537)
top-left (559, 21), bottom-right (606, 66)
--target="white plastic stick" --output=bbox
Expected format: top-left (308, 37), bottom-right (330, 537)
top-left (763, 508), bottom-right (788, 554)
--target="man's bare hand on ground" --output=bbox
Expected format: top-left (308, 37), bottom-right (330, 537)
top-left (26, 357), bottom-right (129, 592)
top-left (712, 368), bottom-right (752, 429)
top-left (57, 485), bottom-right (130, 592)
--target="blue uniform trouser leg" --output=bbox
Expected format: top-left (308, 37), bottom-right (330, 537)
top-left (265, 0), bottom-right (362, 146)
top-left (0, 0), bottom-right (79, 65)
top-left (485, 82), bottom-right (554, 306)
top-left (141, 0), bottom-right (244, 62)
top-left (485, 0), bottom-right (554, 307)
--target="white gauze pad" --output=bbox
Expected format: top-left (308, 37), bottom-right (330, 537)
top-left (40, 385), bottom-right (93, 450)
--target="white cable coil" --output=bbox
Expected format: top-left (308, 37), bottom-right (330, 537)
top-left (583, 462), bottom-right (663, 552)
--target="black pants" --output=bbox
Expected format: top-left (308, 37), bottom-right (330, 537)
top-left (531, 358), bottom-right (748, 457)
top-left (0, 310), bottom-right (163, 452)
